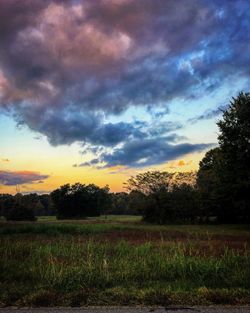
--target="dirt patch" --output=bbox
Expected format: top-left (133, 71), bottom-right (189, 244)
top-left (90, 229), bottom-right (250, 256)
top-left (2, 225), bottom-right (250, 256)
top-left (93, 228), bottom-right (250, 242)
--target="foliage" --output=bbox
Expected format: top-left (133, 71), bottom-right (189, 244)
top-left (108, 191), bottom-right (147, 215)
top-left (197, 148), bottom-right (222, 220)
top-left (125, 171), bottom-right (198, 223)
top-left (3, 193), bottom-right (36, 221)
top-left (38, 194), bottom-right (54, 216)
top-left (170, 184), bottom-right (200, 222)
top-left (197, 92), bottom-right (250, 223)
top-left (216, 92), bottom-right (250, 222)
top-left (127, 190), bottom-right (147, 214)
top-left (125, 171), bottom-right (175, 194)
top-left (109, 192), bottom-right (130, 215)
top-left (51, 183), bottom-right (110, 219)
top-left (1, 193), bottom-right (54, 221)
top-left (125, 171), bottom-right (196, 195)
top-left (142, 184), bottom-right (200, 224)
top-left (0, 194), bottom-right (13, 217)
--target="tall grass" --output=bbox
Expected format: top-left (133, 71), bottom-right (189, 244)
top-left (1, 220), bottom-right (250, 236)
top-left (0, 235), bottom-right (250, 306)
top-left (1, 221), bottom-right (250, 306)
top-left (0, 223), bottom-right (128, 235)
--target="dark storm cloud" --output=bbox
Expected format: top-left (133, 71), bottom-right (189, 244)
top-left (0, 170), bottom-right (49, 186)
top-left (0, 0), bottom-right (249, 167)
top-left (27, 110), bottom-right (145, 146)
top-left (73, 132), bottom-right (188, 168)
top-left (22, 106), bottom-right (183, 147)
top-left (83, 138), bottom-right (214, 168)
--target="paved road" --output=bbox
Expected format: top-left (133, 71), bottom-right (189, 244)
top-left (0, 307), bottom-right (250, 313)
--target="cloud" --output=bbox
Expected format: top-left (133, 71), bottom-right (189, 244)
top-left (72, 119), bottom-right (187, 167)
top-left (76, 158), bottom-right (100, 168)
top-left (178, 160), bottom-right (186, 167)
top-left (0, 0), bottom-right (249, 167)
top-left (32, 111), bottom-right (167, 146)
top-left (77, 138), bottom-right (214, 168)
top-left (167, 160), bottom-right (193, 169)
top-left (0, 170), bottom-right (49, 186)
top-left (33, 135), bottom-right (42, 140)
top-left (188, 105), bottom-right (228, 124)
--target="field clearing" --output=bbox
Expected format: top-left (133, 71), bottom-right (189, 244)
top-left (36, 215), bottom-right (142, 223)
top-left (0, 216), bottom-right (250, 306)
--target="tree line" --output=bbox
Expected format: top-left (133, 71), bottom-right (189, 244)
top-left (0, 185), bottom-right (141, 221)
top-left (1, 92), bottom-right (249, 223)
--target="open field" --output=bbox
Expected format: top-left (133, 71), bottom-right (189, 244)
top-left (36, 216), bottom-right (142, 223)
top-left (0, 216), bottom-right (250, 306)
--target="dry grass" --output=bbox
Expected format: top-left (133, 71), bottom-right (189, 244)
top-left (0, 218), bottom-right (250, 306)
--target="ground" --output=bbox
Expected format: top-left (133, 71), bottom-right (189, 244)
top-left (0, 216), bottom-right (250, 307)
top-left (1, 308), bottom-right (250, 313)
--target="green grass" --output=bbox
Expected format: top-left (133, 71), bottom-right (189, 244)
top-left (37, 216), bottom-right (57, 222)
top-left (0, 222), bottom-right (129, 235)
top-left (1, 219), bottom-right (249, 236)
top-left (0, 218), bottom-right (250, 306)
top-left (87, 215), bottom-right (142, 222)
top-left (36, 215), bottom-right (142, 223)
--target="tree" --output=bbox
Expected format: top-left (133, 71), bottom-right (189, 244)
top-left (197, 92), bottom-right (250, 223)
top-left (170, 184), bottom-right (200, 223)
top-left (125, 171), bottom-right (197, 195)
top-left (197, 148), bottom-right (222, 221)
top-left (142, 190), bottom-right (172, 224)
top-left (4, 193), bottom-right (36, 221)
top-left (125, 171), bottom-right (198, 224)
top-left (124, 171), bottom-right (175, 195)
top-left (51, 183), bottom-right (110, 219)
top-left (216, 92), bottom-right (250, 222)
top-left (109, 192), bottom-right (130, 215)
top-left (128, 190), bottom-right (146, 215)
top-left (39, 194), bottom-right (54, 216)
top-left (0, 194), bottom-right (14, 217)
top-left (50, 184), bottom-right (71, 219)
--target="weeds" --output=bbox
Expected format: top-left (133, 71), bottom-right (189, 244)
top-left (0, 221), bottom-right (250, 306)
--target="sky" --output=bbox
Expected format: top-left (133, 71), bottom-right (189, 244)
top-left (0, 0), bottom-right (249, 194)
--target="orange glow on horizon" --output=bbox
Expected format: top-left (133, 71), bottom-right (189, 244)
top-left (0, 151), bottom-right (202, 195)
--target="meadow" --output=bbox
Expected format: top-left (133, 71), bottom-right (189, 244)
top-left (0, 216), bottom-right (250, 306)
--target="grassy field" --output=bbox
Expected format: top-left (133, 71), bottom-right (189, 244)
top-left (0, 216), bottom-right (250, 306)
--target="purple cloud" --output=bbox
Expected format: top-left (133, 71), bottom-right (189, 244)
top-left (0, 170), bottom-right (49, 186)
top-left (0, 0), bottom-right (249, 167)
top-left (76, 138), bottom-right (215, 168)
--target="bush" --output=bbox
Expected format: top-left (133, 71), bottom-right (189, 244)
top-left (51, 183), bottom-right (111, 219)
top-left (4, 194), bottom-right (36, 221)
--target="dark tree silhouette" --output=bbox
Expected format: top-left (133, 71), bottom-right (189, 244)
top-left (197, 92), bottom-right (250, 223)
top-left (125, 171), bottom-right (198, 224)
top-left (197, 148), bottom-right (222, 221)
top-left (124, 171), bottom-right (174, 195)
top-left (217, 92), bottom-right (250, 222)
top-left (4, 193), bottom-right (36, 221)
top-left (51, 183), bottom-right (110, 219)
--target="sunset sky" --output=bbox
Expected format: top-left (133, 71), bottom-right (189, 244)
top-left (0, 0), bottom-right (249, 194)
